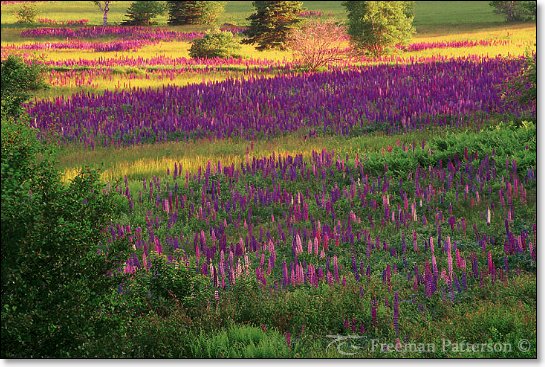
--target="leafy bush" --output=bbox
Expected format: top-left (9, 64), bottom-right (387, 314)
top-left (189, 31), bottom-right (241, 59)
top-left (501, 53), bottom-right (536, 109)
top-left (1, 55), bottom-right (47, 118)
top-left (123, 254), bottom-right (213, 318)
top-left (15, 3), bottom-right (38, 24)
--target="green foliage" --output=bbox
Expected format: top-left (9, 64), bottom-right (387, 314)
top-left (123, 254), bottom-right (213, 318)
top-left (15, 3), bottom-right (39, 24)
top-left (189, 30), bottom-right (241, 59)
top-left (243, 1), bottom-right (304, 51)
top-left (343, 1), bottom-right (415, 56)
top-left (122, 1), bottom-right (166, 26)
top-left (501, 53), bottom-right (536, 109)
top-left (189, 325), bottom-right (290, 358)
top-left (360, 121), bottom-right (536, 177)
top-left (489, 1), bottom-right (536, 22)
top-left (167, 1), bottom-right (225, 25)
top-left (1, 55), bottom-right (47, 118)
top-left (1, 117), bottom-right (131, 357)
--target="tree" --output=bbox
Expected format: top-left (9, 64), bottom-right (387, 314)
top-left (343, 1), bottom-right (415, 57)
top-left (287, 19), bottom-right (349, 71)
top-left (490, 1), bottom-right (536, 22)
top-left (243, 1), bottom-right (304, 51)
top-left (167, 1), bottom-right (225, 25)
top-left (15, 3), bottom-right (39, 24)
top-left (402, 1), bottom-right (416, 17)
top-left (93, 1), bottom-right (113, 26)
top-left (1, 55), bottom-right (47, 118)
top-left (1, 117), bottom-right (131, 357)
top-left (1, 56), bottom-right (130, 357)
top-left (122, 1), bottom-right (166, 26)
top-left (189, 30), bottom-right (241, 59)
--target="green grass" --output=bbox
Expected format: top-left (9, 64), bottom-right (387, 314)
top-left (57, 125), bottom-right (474, 183)
top-left (1, 1), bottom-right (510, 38)
top-left (412, 1), bottom-right (507, 34)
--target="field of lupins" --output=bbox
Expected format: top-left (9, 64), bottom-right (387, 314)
top-left (99, 122), bottom-right (535, 357)
top-left (1, 0), bottom-right (537, 358)
top-left (28, 56), bottom-right (534, 147)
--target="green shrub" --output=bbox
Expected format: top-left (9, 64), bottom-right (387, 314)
top-left (1, 55), bottom-right (47, 118)
top-left (189, 31), bottom-right (241, 59)
top-left (502, 53), bottom-right (536, 109)
top-left (122, 254), bottom-right (213, 318)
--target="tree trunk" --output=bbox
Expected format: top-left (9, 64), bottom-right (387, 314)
top-left (102, 1), bottom-right (109, 26)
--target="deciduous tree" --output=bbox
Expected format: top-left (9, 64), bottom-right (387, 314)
top-left (287, 19), bottom-right (349, 70)
top-left (93, 1), bottom-right (113, 26)
top-left (343, 1), bottom-right (415, 57)
top-left (490, 1), bottom-right (536, 22)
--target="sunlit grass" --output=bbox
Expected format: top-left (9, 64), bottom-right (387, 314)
top-left (58, 127), bottom-right (461, 183)
top-left (2, 40), bottom-right (291, 61)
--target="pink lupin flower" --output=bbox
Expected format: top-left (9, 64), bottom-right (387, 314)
top-left (244, 254), bottom-right (250, 274)
top-left (487, 251), bottom-right (495, 280)
top-left (142, 252), bottom-right (148, 270)
top-left (333, 255), bottom-right (339, 282)
top-left (431, 254), bottom-right (438, 276)
top-left (195, 243), bottom-right (201, 262)
top-left (154, 237), bottom-right (162, 255)
top-left (446, 236), bottom-right (453, 280)
top-left (296, 234), bottom-right (303, 255)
